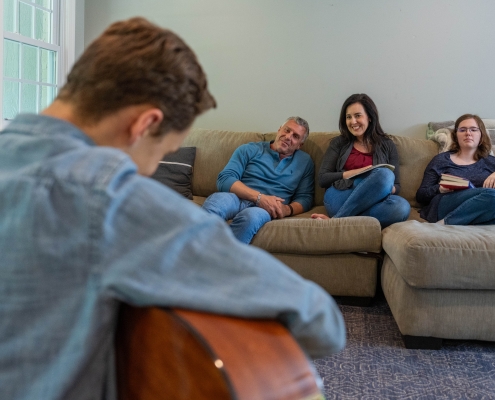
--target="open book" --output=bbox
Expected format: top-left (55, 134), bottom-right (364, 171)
top-left (439, 173), bottom-right (475, 190)
top-left (348, 164), bottom-right (395, 179)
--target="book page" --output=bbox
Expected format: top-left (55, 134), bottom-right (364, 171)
top-left (440, 174), bottom-right (469, 183)
top-left (348, 164), bottom-right (395, 179)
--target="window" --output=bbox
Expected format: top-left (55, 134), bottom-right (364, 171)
top-left (1, 0), bottom-right (68, 123)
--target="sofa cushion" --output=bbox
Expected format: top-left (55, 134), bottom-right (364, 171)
top-left (151, 147), bottom-right (196, 199)
top-left (191, 199), bottom-right (382, 254)
top-left (391, 136), bottom-right (438, 208)
top-left (382, 220), bottom-right (495, 290)
top-left (252, 216), bottom-right (382, 254)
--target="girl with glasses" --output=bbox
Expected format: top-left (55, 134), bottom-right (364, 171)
top-left (311, 93), bottom-right (410, 228)
top-left (416, 114), bottom-right (495, 225)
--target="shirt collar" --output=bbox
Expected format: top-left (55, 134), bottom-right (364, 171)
top-left (3, 113), bottom-right (96, 147)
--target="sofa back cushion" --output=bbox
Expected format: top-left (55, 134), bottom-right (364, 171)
top-left (182, 129), bottom-right (263, 198)
top-left (391, 135), bottom-right (439, 207)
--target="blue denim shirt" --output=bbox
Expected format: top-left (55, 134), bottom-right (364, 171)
top-left (0, 114), bottom-right (345, 400)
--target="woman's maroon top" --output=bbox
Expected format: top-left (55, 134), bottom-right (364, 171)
top-left (344, 146), bottom-right (373, 170)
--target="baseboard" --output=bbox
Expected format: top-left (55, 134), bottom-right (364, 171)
top-left (335, 296), bottom-right (374, 307)
top-left (403, 335), bottom-right (443, 350)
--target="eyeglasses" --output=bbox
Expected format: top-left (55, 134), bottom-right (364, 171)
top-left (457, 127), bottom-right (480, 133)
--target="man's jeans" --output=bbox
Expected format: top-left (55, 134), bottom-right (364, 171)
top-left (438, 187), bottom-right (495, 225)
top-left (324, 168), bottom-right (411, 229)
top-left (202, 193), bottom-right (271, 243)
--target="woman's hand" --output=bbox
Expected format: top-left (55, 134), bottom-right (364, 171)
top-left (342, 166), bottom-right (372, 179)
top-left (483, 172), bottom-right (495, 188)
top-left (391, 186), bottom-right (396, 194)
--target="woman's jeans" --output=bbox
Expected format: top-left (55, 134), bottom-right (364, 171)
top-left (323, 168), bottom-right (410, 229)
top-left (202, 193), bottom-right (271, 244)
top-left (438, 187), bottom-right (495, 225)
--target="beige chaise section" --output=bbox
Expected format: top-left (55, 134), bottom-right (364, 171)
top-left (383, 136), bottom-right (495, 349)
top-left (382, 220), bottom-right (495, 349)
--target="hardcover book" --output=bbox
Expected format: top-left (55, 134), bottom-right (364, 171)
top-left (439, 173), bottom-right (475, 190)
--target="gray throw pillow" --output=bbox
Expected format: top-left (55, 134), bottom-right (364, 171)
top-left (151, 147), bottom-right (196, 199)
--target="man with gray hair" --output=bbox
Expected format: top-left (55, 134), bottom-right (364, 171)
top-left (203, 117), bottom-right (313, 243)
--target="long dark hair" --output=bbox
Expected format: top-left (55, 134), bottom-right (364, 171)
top-left (450, 114), bottom-right (491, 160)
top-left (338, 93), bottom-right (388, 152)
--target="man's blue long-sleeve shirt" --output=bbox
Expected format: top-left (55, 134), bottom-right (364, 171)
top-left (217, 141), bottom-right (314, 211)
top-left (0, 114), bottom-right (344, 400)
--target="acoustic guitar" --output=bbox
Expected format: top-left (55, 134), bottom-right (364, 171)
top-left (116, 304), bottom-right (325, 400)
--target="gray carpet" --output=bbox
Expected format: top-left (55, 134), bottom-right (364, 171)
top-left (313, 299), bottom-right (495, 400)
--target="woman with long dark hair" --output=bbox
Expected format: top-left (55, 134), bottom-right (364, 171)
top-left (416, 114), bottom-right (495, 225)
top-left (311, 93), bottom-right (410, 228)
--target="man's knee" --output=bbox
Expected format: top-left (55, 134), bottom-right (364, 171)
top-left (202, 192), bottom-right (238, 218)
top-left (230, 206), bottom-right (271, 243)
top-left (236, 207), bottom-right (271, 227)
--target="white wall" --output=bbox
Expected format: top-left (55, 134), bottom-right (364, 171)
top-left (84, 0), bottom-right (495, 138)
top-left (74, 0), bottom-right (86, 60)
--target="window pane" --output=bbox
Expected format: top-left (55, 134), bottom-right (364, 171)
top-left (4, 40), bottom-right (20, 79)
top-left (35, 0), bottom-right (52, 10)
top-left (21, 83), bottom-right (38, 113)
top-left (19, 2), bottom-right (34, 39)
top-left (40, 85), bottom-right (55, 110)
top-left (3, 80), bottom-right (20, 119)
top-left (40, 49), bottom-right (56, 84)
top-left (3, 0), bottom-right (16, 33)
top-left (22, 44), bottom-right (38, 81)
top-left (35, 8), bottom-right (51, 43)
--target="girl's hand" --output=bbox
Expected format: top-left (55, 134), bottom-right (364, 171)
top-left (439, 185), bottom-right (453, 194)
top-left (483, 172), bottom-right (495, 188)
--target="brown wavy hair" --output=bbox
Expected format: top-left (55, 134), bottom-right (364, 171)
top-left (57, 17), bottom-right (216, 135)
top-left (450, 114), bottom-right (491, 160)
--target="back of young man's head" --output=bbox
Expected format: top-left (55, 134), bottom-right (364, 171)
top-left (57, 17), bottom-right (216, 135)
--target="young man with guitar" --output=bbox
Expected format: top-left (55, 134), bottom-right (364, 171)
top-left (0, 17), bottom-right (345, 399)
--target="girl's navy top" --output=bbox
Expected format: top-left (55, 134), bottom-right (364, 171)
top-left (416, 151), bottom-right (495, 222)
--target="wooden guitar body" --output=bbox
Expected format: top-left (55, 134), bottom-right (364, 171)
top-left (116, 305), bottom-right (324, 400)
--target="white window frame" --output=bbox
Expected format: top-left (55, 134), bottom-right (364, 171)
top-left (0, 0), bottom-right (77, 128)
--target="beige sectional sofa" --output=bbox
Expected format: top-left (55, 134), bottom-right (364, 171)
top-left (182, 128), bottom-right (495, 349)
